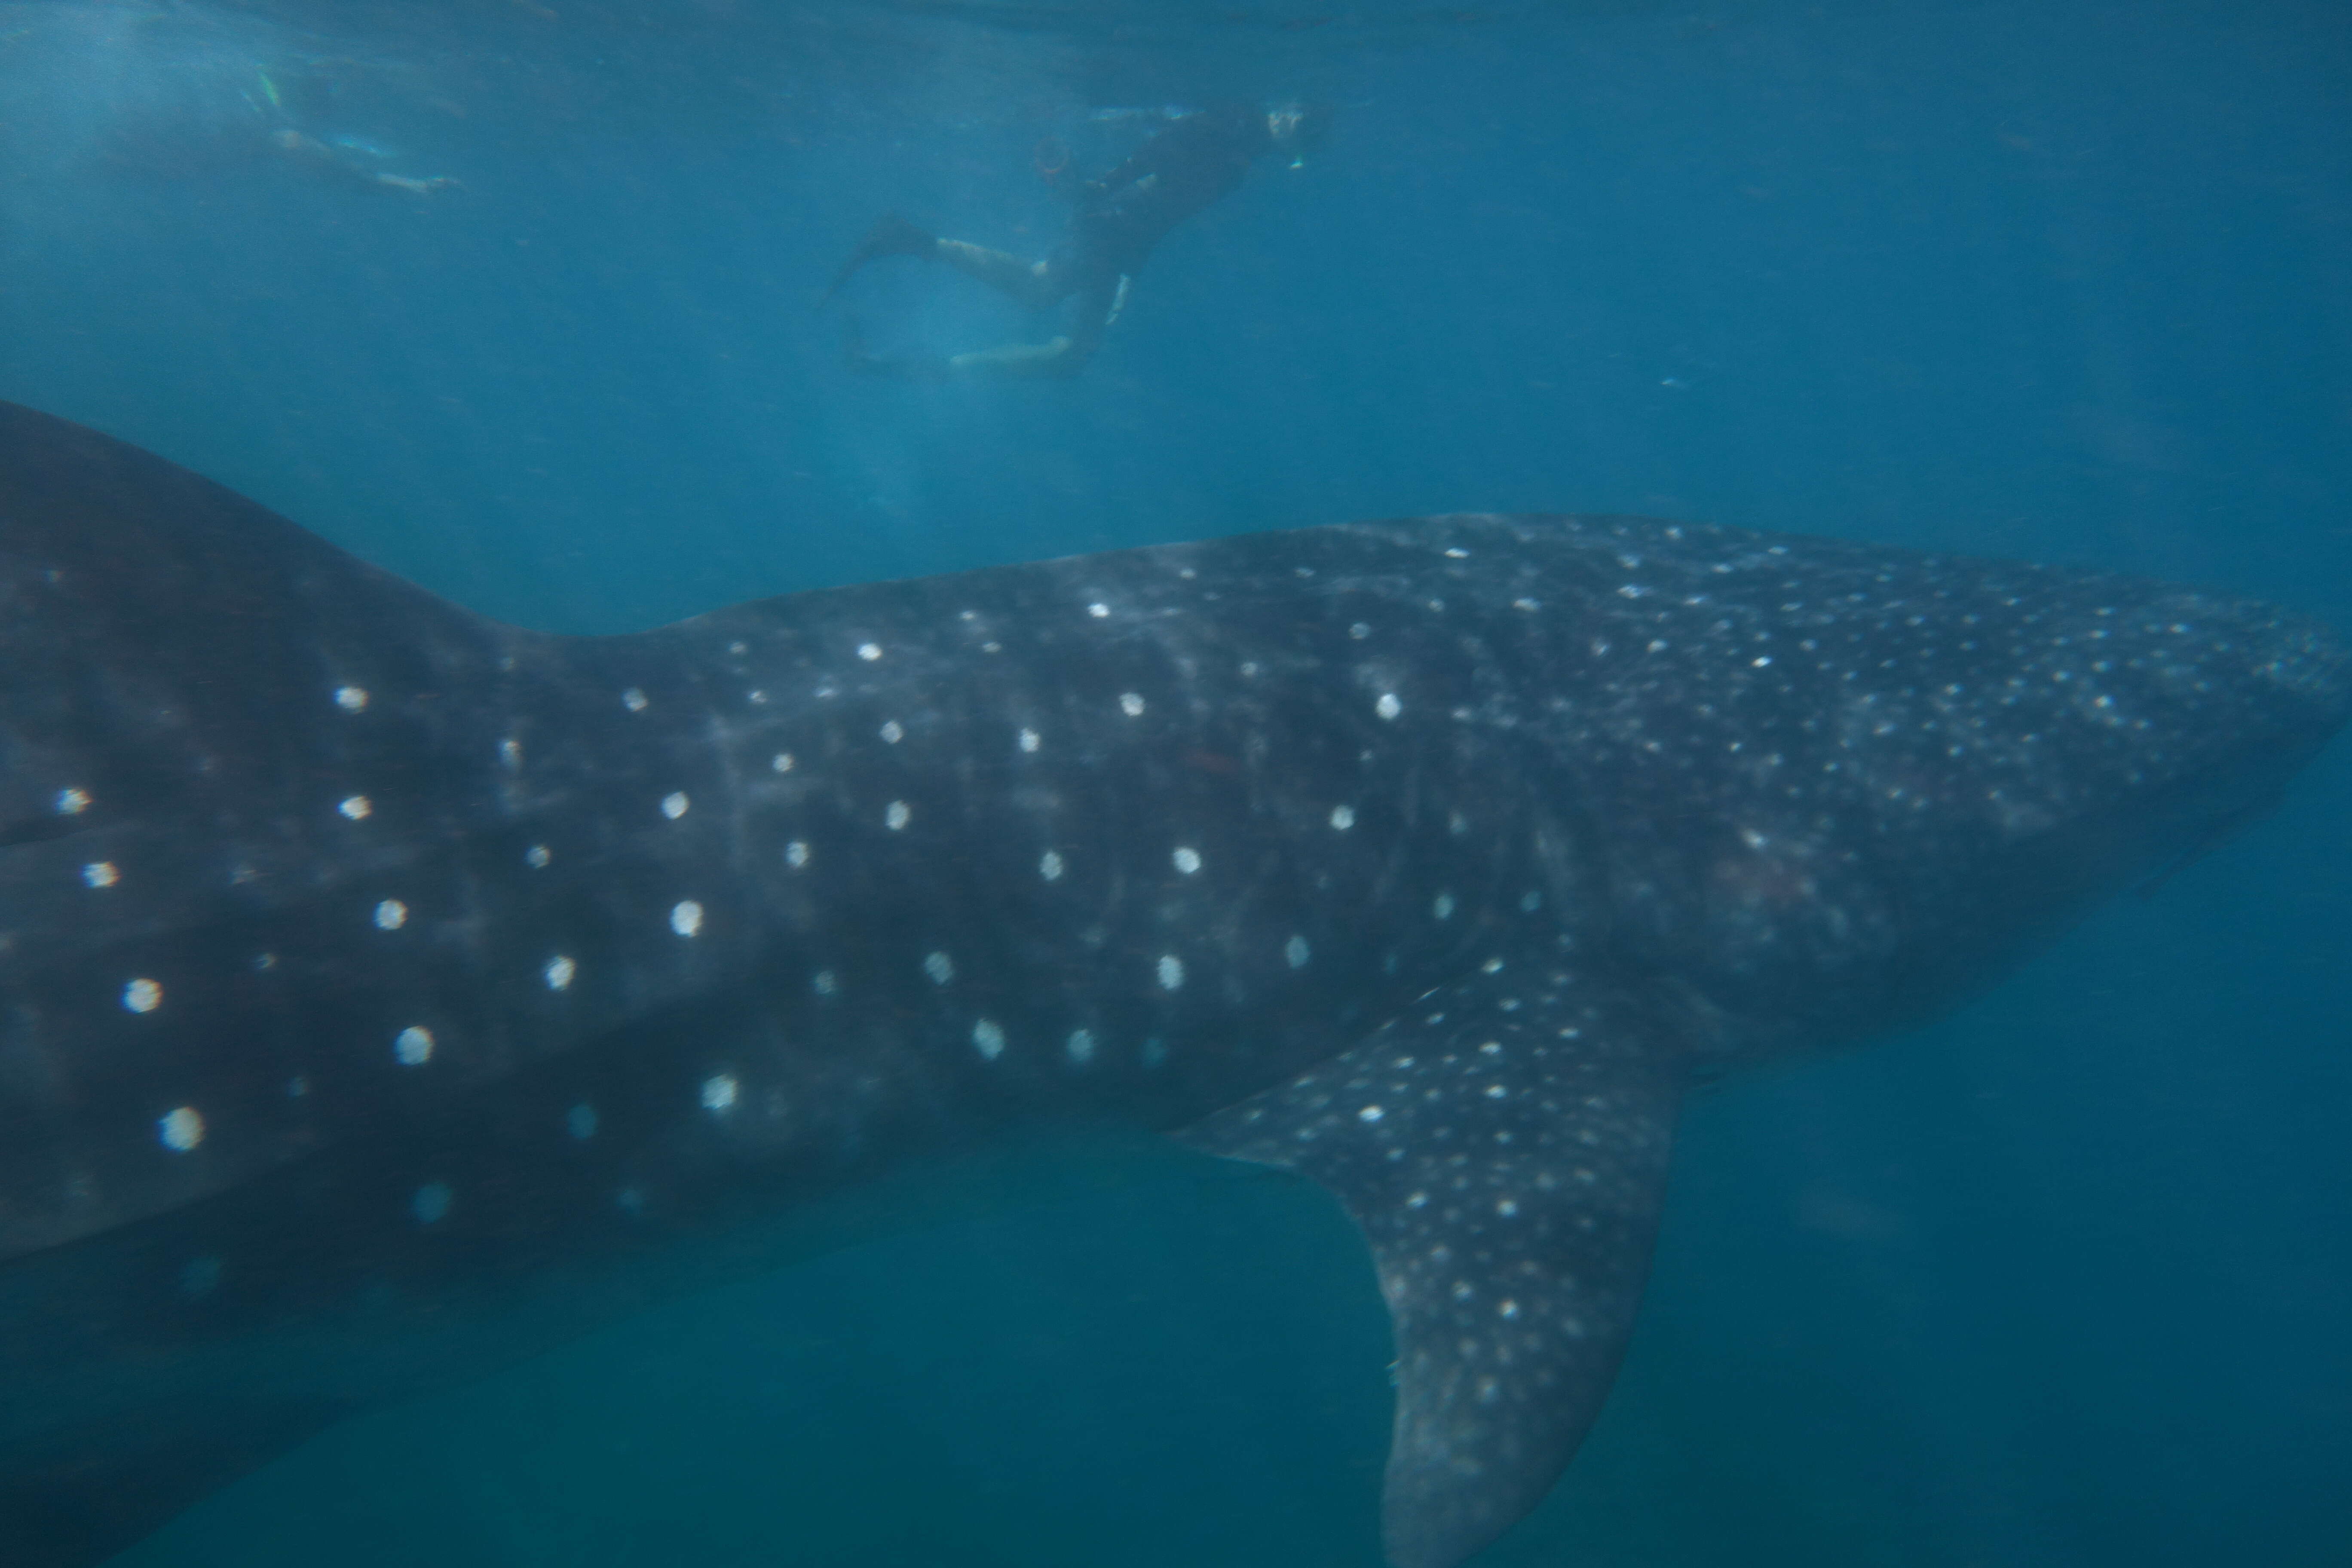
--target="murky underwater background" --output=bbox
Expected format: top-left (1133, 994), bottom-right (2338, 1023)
top-left (1, 0), bottom-right (2347, 1562)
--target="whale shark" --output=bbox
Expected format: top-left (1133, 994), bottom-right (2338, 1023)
top-left (0, 398), bottom-right (2342, 1568)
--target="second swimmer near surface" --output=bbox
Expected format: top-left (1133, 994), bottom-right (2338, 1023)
top-left (828, 102), bottom-right (1331, 381)
top-left (271, 128), bottom-right (459, 195)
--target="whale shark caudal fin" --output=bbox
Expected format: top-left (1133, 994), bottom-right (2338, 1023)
top-left (1179, 959), bottom-right (1678, 1568)
top-left (0, 400), bottom-right (538, 1260)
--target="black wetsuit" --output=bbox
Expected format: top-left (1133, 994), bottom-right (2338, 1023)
top-left (837, 103), bottom-right (1283, 378)
top-left (1060, 105), bottom-right (1277, 281)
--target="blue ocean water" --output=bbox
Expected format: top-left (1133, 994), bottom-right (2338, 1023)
top-left (1, 0), bottom-right (2346, 1563)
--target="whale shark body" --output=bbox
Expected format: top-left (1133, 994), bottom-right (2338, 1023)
top-left (0, 399), bottom-right (2342, 1567)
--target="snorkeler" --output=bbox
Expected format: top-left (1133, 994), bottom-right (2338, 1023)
top-left (827, 102), bottom-right (1328, 380)
top-left (251, 61), bottom-right (456, 193)
top-left (94, 61), bottom-right (460, 195)
top-left (270, 128), bottom-right (459, 195)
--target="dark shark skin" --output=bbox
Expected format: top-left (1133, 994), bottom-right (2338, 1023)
top-left (0, 399), bottom-right (2343, 1568)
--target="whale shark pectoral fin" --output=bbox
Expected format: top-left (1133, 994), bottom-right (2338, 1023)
top-left (1178, 967), bottom-right (1680, 1568)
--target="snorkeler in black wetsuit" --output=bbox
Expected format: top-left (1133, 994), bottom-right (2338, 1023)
top-left (828, 102), bottom-right (1329, 380)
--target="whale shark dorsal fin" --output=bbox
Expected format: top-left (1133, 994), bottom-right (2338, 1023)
top-left (1179, 959), bottom-right (1678, 1568)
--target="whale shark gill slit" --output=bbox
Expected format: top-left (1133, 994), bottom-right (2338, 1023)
top-left (0, 398), bottom-right (2343, 1568)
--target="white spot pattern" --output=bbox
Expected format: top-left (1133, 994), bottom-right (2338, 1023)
top-left (701, 1073), bottom-right (739, 1112)
top-left (395, 1026), bottom-right (435, 1066)
top-left (1173, 846), bottom-right (1202, 874)
top-left (1039, 850), bottom-right (1065, 881)
top-left (83, 862), bottom-right (119, 889)
top-left (158, 1106), bottom-right (204, 1152)
top-left (374, 899), bottom-right (408, 930)
top-left (1157, 954), bottom-right (1185, 990)
top-left (334, 686), bottom-right (369, 712)
top-left (55, 787), bottom-right (91, 815)
top-left (972, 1019), bottom-right (1006, 1060)
top-left (1376, 692), bottom-right (1403, 721)
top-left (544, 955), bottom-right (577, 990)
top-left (122, 978), bottom-right (162, 1014)
top-left (1329, 804), bottom-right (1356, 830)
top-left (885, 801), bottom-right (910, 830)
top-left (924, 951), bottom-right (955, 984)
top-left (1119, 692), bottom-right (1145, 717)
top-left (662, 792), bottom-right (690, 819)
top-left (622, 688), bottom-right (649, 712)
top-left (339, 795), bottom-right (372, 820)
top-left (671, 901), bottom-right (704, 937)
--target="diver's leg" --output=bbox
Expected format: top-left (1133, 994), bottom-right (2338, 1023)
top-left (842, 316), bottom-right (948, 380)
top-left (940, 273), bottom-right (1125, 380)
top-left (932, 241), bottom-right (1066, 310)
top-left (828, 216), bottom-right (1068, 309)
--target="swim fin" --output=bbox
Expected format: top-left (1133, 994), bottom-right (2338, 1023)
top-left (825, 213), bottom-right (937, 299)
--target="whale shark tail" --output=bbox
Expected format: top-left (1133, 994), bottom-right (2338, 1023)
top-left (0, 401), bottom-right (538, 1264)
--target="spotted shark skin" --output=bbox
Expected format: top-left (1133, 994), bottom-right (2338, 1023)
top-left (0, 399), bottom-right (2343, 1568)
